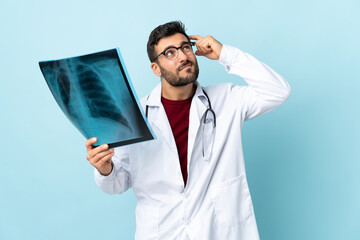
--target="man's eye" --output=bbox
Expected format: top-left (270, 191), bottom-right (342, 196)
top-left (165, 49), bottom-right (176, 57)
top-left (182, 45), bottom-right (191, 51)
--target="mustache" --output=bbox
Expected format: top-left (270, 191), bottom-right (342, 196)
top-left (177, 61), bottom-right (193, 71)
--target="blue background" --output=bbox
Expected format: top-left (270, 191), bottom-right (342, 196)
top-left (1, 0), bottom-right (359, 239)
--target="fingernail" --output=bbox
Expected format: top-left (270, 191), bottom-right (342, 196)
top-left (102, 144), bottom-right (108, 149)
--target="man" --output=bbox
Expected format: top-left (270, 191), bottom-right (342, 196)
top-left (86, 21), bottom-right (290, 240)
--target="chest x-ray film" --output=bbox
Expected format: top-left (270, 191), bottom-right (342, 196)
top-left (39, 48), bottom-right (155, 148)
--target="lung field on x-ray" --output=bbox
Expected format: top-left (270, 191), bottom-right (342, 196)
top-left (75, 63), bottom-right (131, 131)
top-left (55, 62), bottom-right (72, 117)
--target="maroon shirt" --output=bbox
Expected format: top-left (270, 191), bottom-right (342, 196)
top-left (161, 96), bottom-right (192, 186)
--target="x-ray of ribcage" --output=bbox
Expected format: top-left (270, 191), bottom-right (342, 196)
top-left (39, 49), bottom-right (155, 148)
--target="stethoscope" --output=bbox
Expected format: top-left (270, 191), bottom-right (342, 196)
top-left (145, 89), bottom-right (216, 161)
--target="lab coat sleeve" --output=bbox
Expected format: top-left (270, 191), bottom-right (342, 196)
top-left (94, 146), bottom-right (131, 194)
top-left (218, 44), bottom-right (291, 121)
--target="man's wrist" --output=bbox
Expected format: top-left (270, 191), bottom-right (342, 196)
top-left (99, 161), bottom-right (114, 176)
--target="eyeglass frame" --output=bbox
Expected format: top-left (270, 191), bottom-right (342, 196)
top-left (152, 41), bottom-right (196, 62)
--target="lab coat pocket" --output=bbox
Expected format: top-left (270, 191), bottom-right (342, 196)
top-left (135, 203), bottom-right (159, 240)
top-left (210, 175), bottom-right (254, 228)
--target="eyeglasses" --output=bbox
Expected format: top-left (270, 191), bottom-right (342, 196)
top-left (153, 42), bottom-right (195, 62)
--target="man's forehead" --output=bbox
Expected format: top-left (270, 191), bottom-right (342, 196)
top-left (156, 33), bottom-right (188, 50)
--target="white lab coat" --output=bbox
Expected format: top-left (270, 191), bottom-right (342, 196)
top-left (94, 44), bottom-right (291, 240)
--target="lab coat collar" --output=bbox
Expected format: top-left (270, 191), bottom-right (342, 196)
top-left (145, 81), bottom-right (208, 108)
top-left (145, 82), bottom-right (162, 107)
top-left (193, 81), bottom-right (209, 108)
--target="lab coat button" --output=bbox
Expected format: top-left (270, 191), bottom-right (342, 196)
top-left (185, 220), bottom-right (191, 226)
top-left (185, 193), bottom-right (190, 199)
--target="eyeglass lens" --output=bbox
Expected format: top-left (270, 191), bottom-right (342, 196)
top-left (164, 43), bottom-right (193, 60)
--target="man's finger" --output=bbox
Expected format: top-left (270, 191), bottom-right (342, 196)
top-left (195, 50), bottom-right (205, 56)
top-left (189, 35), bottom-right (202, 41)
top-left (97, 152), bottom-right (114, 166)
top-left (93, 152), bottom-right (114, 171)
top-left (88, 144), bottom-right (109, 159)
top-left (196, 44), bottom-right (212, 55)
top-left (85, 137), bottom-right (97, 151)
top-left (89, 149), bottom-right (113, 165)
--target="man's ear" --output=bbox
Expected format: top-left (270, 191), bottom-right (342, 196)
top-left (151, 62), bottom-right (162, 77)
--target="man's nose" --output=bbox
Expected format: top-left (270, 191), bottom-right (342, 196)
top-left (177, 49), bottom-right (188, 62)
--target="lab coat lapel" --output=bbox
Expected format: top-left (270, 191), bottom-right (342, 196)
top-left (146, 83), bottom-right (178, 154)
top-left (152, 106), bottom-right (178, 154)
top-left (187, 85), bottom-right (208, 166)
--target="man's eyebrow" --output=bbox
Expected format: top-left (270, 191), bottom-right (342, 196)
top-left (163, 44), bottom-right (175, 50)
top-left (163, 41), bottom-right (188, 50)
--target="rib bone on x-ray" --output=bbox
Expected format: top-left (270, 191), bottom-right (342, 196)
top-left (39, 48), bottom-right (155, 148)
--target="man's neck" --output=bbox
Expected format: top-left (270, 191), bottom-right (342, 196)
top-left (161, 80), bottom-right (196, 100)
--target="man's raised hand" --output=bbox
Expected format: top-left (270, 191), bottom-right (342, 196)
top-left (189, 35), bottom-right (223, 60)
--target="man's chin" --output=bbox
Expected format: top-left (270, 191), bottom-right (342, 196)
top-left (169, 76), bottom-right (197, 87)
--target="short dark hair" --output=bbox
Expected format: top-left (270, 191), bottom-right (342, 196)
top-left (147, 21), bottom-right (190, 62)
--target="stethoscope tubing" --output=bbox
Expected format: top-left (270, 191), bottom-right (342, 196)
top-left (145, 88), bottom-right (216, 160)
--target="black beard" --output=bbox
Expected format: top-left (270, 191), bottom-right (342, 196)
top-left (160, 60), bottom-right (199, 87)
